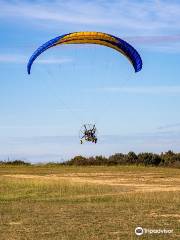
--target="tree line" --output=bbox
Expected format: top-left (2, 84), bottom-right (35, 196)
top-left (1, 151), bottom-right (180, 168)
top-left (64, 150), bottom-right (180, 167)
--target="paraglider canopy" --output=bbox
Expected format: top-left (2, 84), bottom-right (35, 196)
top-left (27, 31), bottom-right (142, 74)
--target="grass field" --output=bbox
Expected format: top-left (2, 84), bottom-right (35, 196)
top-left (0, 165), bottom-right (179, 240)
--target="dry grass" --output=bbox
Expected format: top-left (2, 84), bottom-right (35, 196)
top-left (0, 165), bottom-right (179, 239)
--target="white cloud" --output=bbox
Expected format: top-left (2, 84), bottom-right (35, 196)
top-left (126, 35), bottom-right (180, 53)
top-left (96, 86), bottom-right (180, 95)
top-left (127, 35), bottom-right (180, 44)
top-left (37, 58), bottom-right (72, 64)
top-left (0, 54), bottom-right (72, 64)
top-left (157, 122), bottom-right (180, 130)
top-left (56, 108), bottom-right (83, 112)
top-left (1, 0), bottom-right (180, 34)
top-left (1, 1), bottom-right (180, 53)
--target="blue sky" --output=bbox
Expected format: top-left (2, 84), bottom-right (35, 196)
top-left (0, 0), bottom-right (180, 162)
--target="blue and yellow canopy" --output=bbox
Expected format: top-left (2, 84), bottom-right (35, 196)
top-left (27, 31), bottom-right (142, 74)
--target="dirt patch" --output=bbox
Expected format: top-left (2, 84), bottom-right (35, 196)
top-left (9, 222), bottom-right (22, 225)
top-left (160, 214), bottom-right (180, 218)
top-left (3, 174), bottom-right (180, 193)
top-left (149, 212), bottom-right (180, 220)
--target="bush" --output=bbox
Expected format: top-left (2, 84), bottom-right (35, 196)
top-left (64, 151), bottom-right (180, 168)
top-left (0, 160), bottom-right (30, 166)
top-left (138, 153), bottom-right (161, 166)
top-left (160, 151), bottom-right (180, 166)
top-left (66, 156), bottom-right (87, 165)
top-left (108, 153), bottom-right (125, 165)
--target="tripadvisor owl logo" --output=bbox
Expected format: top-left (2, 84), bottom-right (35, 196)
top-left (135, 227), bottom-right (144, 236)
